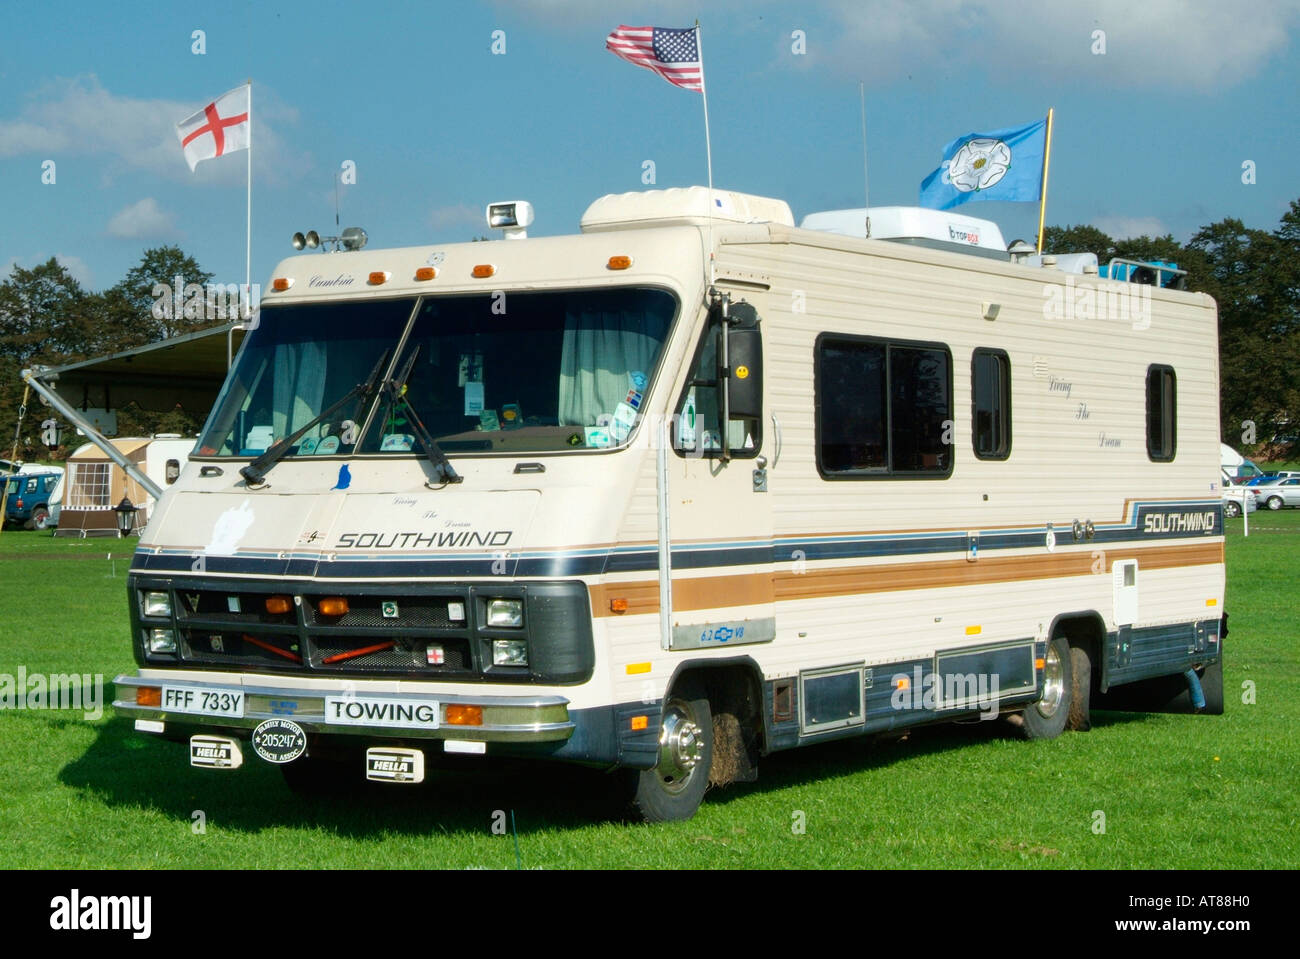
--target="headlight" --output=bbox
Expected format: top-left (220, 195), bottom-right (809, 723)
top-left (142, 591), bottom-right (172, 617)
top-left (492, 639), bottom-right (529, 666)
top-left (485, 598), bottom-right (523, 628)
top-left (147, 628), bottom-right (177, 654)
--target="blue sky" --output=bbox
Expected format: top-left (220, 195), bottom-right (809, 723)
top-left (2, 0), bottom-right (1298, 294)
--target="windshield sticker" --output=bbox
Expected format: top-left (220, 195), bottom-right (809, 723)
top-left (624, 388), bottom-right (643, 410)
top-left (332, 464), bottom-right (352, 490)
top-left (610, 402), bottom-right (638, 442)
top-left (585, 427), bottom-right (614, 448)
top-left (630, 370), bottom-right (647, 391)
top-left (463, 381), bottom-right (485, 416)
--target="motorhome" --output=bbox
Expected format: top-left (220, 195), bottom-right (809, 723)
top-left (114, 188), bottom-right (1226, 821)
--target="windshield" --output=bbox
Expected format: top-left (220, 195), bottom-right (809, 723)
top-left (197, 298), bottom-right (418, 457)
top-left (197, 287), bottom-right (678, 458)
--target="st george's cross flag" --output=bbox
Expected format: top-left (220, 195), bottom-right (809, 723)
top-left (175, 85), bottom-right (250, 172)
top-left (605, 25), bottom-right (703, 91)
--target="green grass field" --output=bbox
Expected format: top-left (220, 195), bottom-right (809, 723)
top-left (1, 512), bottom-right (1297, 869)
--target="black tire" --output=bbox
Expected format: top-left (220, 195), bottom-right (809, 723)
top-left (30, 506), bottom-right (51, 530)
top-left (1020, 635), bottom-right (1072, 739)
top-left (1266, 496), bottom-right (1283, 511)
top-left (1065, 645), bottom-right (1092, 731)
top-left (1224, 501), bottom-right (1241, 518)
top-left (624, 678), bottom-right (712, 822)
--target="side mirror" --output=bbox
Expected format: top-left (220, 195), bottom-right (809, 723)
top-left (727, 325), bottom-right (763, 419)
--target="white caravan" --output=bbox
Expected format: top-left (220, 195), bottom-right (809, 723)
top-left (115, 188), bottom-right (1226, 820)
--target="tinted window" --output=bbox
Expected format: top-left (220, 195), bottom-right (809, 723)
top-left (972, 348), bottom-right (1011, 459)
top-left (817, 335), bottom-right (952, 477)
top-left (1146, 365), bottom-right (1176, 461)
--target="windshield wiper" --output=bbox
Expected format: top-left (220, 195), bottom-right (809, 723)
top-left (240, 349), bottom-right (391, 487)
top-left (382, 346), bottom-right (462, 486)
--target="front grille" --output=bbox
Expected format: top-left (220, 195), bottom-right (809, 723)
top-left (131, 577), bottom-right (595, 685)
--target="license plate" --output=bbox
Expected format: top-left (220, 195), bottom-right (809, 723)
top-left (161, 686), bottom-right (244, 718)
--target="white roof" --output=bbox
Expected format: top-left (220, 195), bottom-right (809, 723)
top-left (800, 205), bottom-right (1008, 254)
top-left (581, 187), bottom-right (795, 233)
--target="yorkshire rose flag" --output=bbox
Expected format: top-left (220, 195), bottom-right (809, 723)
top-left (175, 85), bottom-right (250, 172)
top-left (919, 117), bottom-right (1047, 210)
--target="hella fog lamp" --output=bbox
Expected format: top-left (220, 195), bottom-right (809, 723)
top-left (143, 591), bottom-right (172, 617)
top-left (492, 639), bottom-right (529, 667)
top-left (485, 598), bottom-right (523, 628)
top-left (147, 628), bottom-right (178, 654)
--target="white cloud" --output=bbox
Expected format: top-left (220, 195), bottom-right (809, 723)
top-left (1092, 215), bottom-right (1170, 240)
top-left (814, 0), bottom-right (1300, 90)
top-left (106, 198), bottom-right (178, 239)
top-left (2, 253), bottom-right (94, 289)
top-left (489, 0), bottom-right (1300, 91)
top-left (0, 75), bottom-right (306, 184)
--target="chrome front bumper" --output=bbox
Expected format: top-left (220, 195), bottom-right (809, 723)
top-left (113, 674), bottom-right (574, 743)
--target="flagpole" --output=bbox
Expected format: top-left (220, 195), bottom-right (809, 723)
top-left (695, 21), bottom-right (715, 287)
top-left (245, 78), bottom-right (253, 319)
top-left (1035, 107), bottom-right (1054, 254)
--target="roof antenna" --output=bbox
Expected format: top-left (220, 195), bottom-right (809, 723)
top-left (334, 169), bottom-right (341, 231)
top-left (859, 81), bottom-right (871, 238)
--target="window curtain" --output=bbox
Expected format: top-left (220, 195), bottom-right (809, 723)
top-left (272, 341), bottom-right (328, 439)
top-left (557, 308), bottom-right (662, 426)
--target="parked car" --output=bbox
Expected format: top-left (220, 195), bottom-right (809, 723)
top-left (3, 470), bottom-right (62, 529)
top-left (1253, 477), bottom-right (1300, 511)
top-left (1221, 471), bottom-right (1258, 518)
top-left (0, 458), bottom-right (23, 475)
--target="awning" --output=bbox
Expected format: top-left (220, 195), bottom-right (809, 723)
top-left (32, 321), bottom-right (245, 413)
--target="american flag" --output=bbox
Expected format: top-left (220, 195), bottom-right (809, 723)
top-left (605, 25), bottom-right (703, 92)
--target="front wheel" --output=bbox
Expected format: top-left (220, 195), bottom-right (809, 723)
top-left (1020, 636), bottom-right (1073, 740)
top-left (624, 679), bottom-right (713, 822)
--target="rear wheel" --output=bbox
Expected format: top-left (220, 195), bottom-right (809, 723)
top-left (624, 679), bottom-right (712, 822)
top-left (1020, 635), bottom-right (1073, 739)
top-left (30, 506), bottom-right (51, 530)
top-left (1266, 496), bottom-right (1283, 510)
top-left (1224, 501), bottom-right (1241, 518)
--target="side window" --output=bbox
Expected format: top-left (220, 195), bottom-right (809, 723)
top-left (1146, 364), bottom-right (1176, 461)
top-left (972, 348), bottom-right (1011, 460)
top-left (816, 334), bottom-right (953, 478)
top-left (673, 310), bottom-right (761, 459)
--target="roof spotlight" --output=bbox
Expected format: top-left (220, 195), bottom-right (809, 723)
top-left (291, 232), bottom-right (306, 250)
top-left (306, 230), bottom-right (320, 249)
top-left (340, 227), bottom-right (368, 252)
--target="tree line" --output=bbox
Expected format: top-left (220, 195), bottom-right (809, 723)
top-left (3, 201), bottom-right (1299, 462)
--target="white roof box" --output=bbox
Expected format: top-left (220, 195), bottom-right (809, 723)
top-left (581, 187), bottom-right (795, 233)
top-left (800, 205), bottom-right (1008, 259)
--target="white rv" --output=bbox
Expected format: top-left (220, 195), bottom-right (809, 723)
top-left (114, 188), bottom-right (1226, 820)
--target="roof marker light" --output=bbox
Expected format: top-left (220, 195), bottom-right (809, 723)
top-left (607, 255), bottom-right (633, 270)
top-left (472, 264), bottom-right (495, 278)
top-left (272, 278), bottom-right (293, 292)
top-left (415, 267), bottom-right (438, 281)
top-left (368, 271), bottom-right (390, 285)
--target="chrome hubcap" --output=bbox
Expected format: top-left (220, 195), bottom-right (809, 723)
top-left (1037, 643), bottom-right (1065, 718)
top-left (656, 703), bottom-right (703, 794)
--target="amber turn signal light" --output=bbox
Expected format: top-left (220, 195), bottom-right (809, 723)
top-left (445, 704), bottom-right (483, 726)
top-left (137, 687), bottom-right (162, 707)
top-left (265, 595), bottom-right (292, 615)
top-left (318, 597), bottom-right (349, 617)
